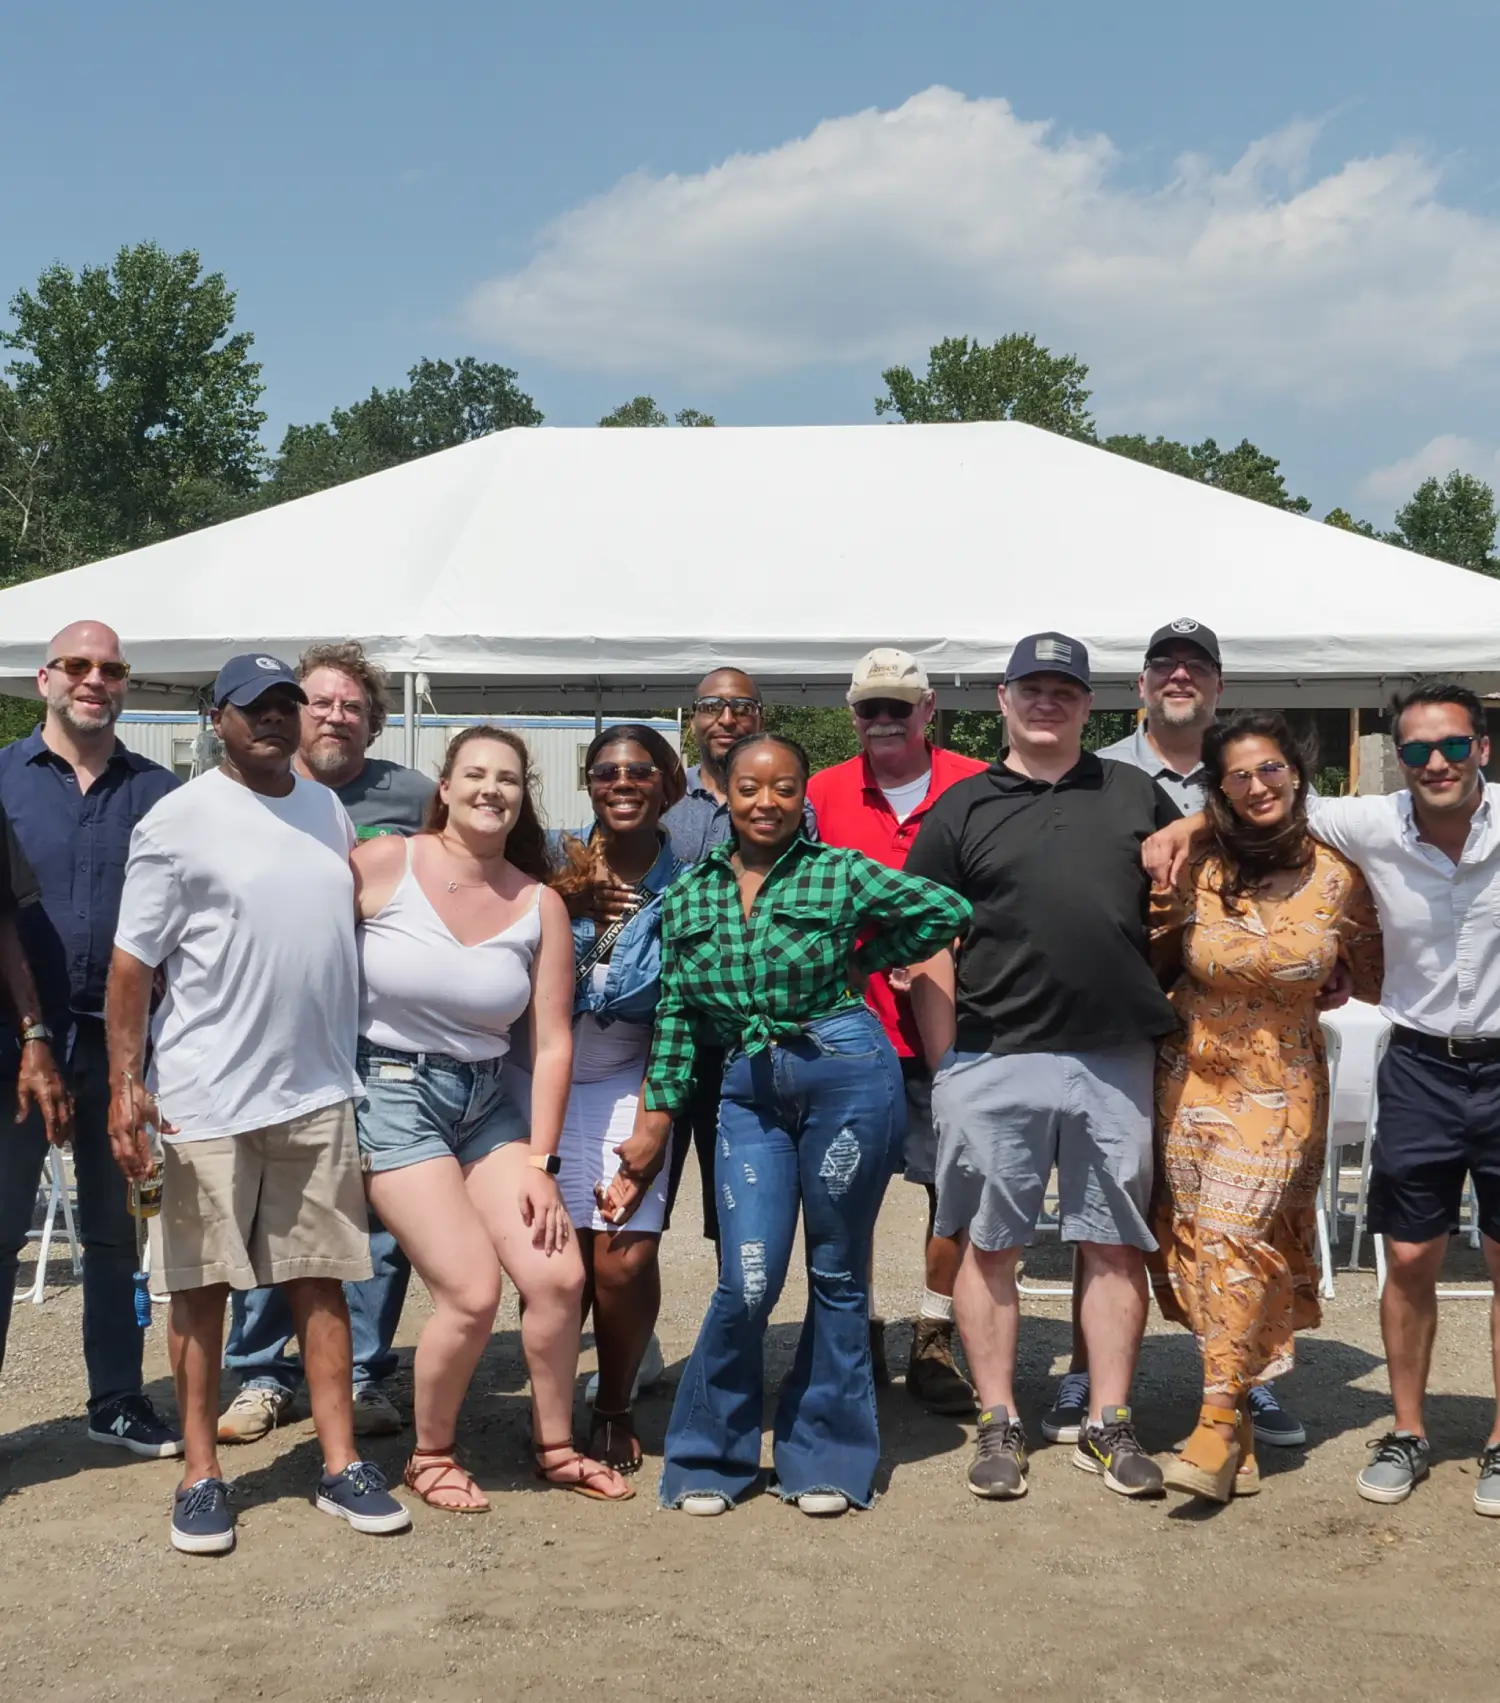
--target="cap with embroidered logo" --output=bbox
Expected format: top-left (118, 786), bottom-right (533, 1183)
top-left (847, 647), bottom-right (930, 705)
top-left (211, 653), bottom-right (307, 709)
top-left (1144, 618), bottom-right (1221, 669)
top-left (1003, 632), bottom-right (1092, 690)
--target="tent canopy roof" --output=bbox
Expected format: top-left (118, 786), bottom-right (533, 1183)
top-left (0, 421), bottom-right (1490, 711)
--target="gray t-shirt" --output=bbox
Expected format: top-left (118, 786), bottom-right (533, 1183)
top-left (1095, 723), bottom-right (1209, 815)
top-left (334, 758), bottom-right (435, 838)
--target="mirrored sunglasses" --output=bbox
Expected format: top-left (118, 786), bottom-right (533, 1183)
top-left (1220, 760), bottom-right (1291, 797)
top-left (692, 696), bottom-right (761, 719)
top-left (588, 761), bottom-right (658, 784)
top-left (1397, 735), bottom-right (1475, 767)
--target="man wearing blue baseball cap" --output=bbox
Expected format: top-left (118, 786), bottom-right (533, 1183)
top-left (904, 632), bottom-right (1182, 1508)
top-left (106, 653), bottom-right (410, 1555)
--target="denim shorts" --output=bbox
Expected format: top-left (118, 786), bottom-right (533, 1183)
top-left (355, 1041), bottom-right (529, 1174)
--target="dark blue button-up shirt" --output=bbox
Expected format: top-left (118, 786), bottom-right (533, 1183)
top-left (0, 727), bottom-right (179, 1033)
top-left (663, 764), bottom-right (820, 865)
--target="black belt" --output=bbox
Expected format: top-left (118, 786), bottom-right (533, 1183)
top-left (1391, 1025), bottom-right (1500, 1064)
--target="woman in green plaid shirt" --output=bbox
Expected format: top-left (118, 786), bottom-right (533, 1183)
top-left (599, 732), bottom-right (970, 1517)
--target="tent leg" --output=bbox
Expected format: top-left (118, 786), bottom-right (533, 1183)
top-left (403, 673), bottom-right (416, 769)
top-left (594, 681), bottom-right (603, 739)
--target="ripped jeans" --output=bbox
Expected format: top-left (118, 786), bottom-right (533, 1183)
top-left (659, 1008), bottom-right (903, 1509)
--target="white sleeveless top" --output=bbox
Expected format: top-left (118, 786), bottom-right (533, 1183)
top-left (359, 841), bottom-right (543, 1062)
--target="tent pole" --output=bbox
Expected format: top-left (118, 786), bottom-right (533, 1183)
top-left (594, 680), bottom-right (603, 738)
top-left (403, 673), bottom-right (416, 769)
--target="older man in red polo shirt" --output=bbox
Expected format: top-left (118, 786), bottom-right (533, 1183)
top-left (807, 648), bottom-right (986, 1412)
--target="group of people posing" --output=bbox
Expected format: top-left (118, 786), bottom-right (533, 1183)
top-left (3, 613), bottom-right (1497, 1556)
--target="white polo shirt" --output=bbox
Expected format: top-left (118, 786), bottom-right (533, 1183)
top-left (1310, 786), bottom-right (1500, 1040)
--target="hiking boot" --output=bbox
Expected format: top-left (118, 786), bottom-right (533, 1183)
top-left (1040, 1370), bottom-right (1090, 1444)
top-left (967, 1406), bottom-right (1028, 1499)
top-left (1356, 1431), bottom-right (1430, 1505)
top-left (1248, 1384), bottom-right (1306, 1447)
top-left (1074, 1406), bottom-right (1164, 1498)
top-left (906, 1319), bottom-right (978, 1415)
top-left (315, 1461), bottom-right (412, 1534)
top-left (869, 1318), bottom-right (891, 1388)
top-left (87, 1393), bottom-right (185, 1459)
top-left (218, 1383), bottom-right (294, 1444)
top-left (351, 1384), bottom-right (402, 1437)
top-left (1474, 1442), bottom-right (1500, 1517)
top-left (171, 1477), bottom-right (235, 1555)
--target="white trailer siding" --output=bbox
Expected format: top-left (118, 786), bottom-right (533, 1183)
top-left (114, 713), bottom-right (682, 833)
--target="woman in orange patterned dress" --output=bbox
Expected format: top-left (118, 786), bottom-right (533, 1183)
top-left (1151, 712), bottom-right (1382, 1503)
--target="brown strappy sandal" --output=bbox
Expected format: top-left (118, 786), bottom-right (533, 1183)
top-left (588, 1407), bottom-right (643, 1476)
top-left (1162, 1404), bottom-right (1242, 1503)
top-left (533, 1439), bottom-right (636, 1501)
top-left (403, 1445), bottom-right (490, 1513)
top-left (1233, 1408), bottom-right (1261, 1496)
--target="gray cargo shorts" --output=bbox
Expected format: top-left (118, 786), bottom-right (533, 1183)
top-left (930, 1043), bottom-right (1157, 1253)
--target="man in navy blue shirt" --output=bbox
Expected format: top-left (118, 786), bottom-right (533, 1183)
top-left (0, 621), bottom-right (184, 1458)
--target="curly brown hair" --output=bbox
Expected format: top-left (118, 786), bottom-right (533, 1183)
top-left (297, 641), bottom-right (390, 744)
top-left (423, 726), bottom-right (551, 883)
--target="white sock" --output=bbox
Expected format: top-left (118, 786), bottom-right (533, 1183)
top-left (920, 1288), bottom-right (955, 1323)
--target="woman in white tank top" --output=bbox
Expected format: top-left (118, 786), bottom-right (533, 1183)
top-left (352, 727), bottom-right (632, 1511)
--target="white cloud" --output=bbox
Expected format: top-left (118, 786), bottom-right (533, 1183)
top-left (1358, 435), bottom-right (1500, 508)
top-left (462, 87), bottom-right (1500, 412)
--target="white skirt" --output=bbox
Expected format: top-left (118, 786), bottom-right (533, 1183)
top-left (505, 1063), bottom-right (671, 1235)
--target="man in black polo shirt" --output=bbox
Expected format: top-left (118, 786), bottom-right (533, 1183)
top-left (907, 632), bottom-right (1179, 1505)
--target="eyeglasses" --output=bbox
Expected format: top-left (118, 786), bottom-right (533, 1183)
top-left (1145, 654), bottom-right (1217, 680)
top-left (305, 697), bottom-right (368, 721)
top-left (588, 761), bottom-right (658, 785)
top-left (692, 696), bottom-right (761, 720)
top-left (1220, 761), bottom-right (1292, 797)
top-left (1397, 735), bottom-right (1475, 767)
top-left (46, 655), bottom-right (131, 683)
top-left (852, 698), bottom-right (916, 721)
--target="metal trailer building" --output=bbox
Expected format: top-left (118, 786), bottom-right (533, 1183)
top-left (114, 712), bottom-right (683, 834)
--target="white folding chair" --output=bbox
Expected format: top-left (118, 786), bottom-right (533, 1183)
top-left (27, 1148), bottom-right (82, 1303)
top-left (1016, 1178), bottom-right (1073, 1298)
top-left (1315, 1024), bottom-right (1341, 1300)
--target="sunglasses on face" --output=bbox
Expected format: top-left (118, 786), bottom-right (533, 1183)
top-left (1220, 760), bottom-right (1291, 797)
top-left (588, 761), bottom-right (658, 785)
top-left (1145, 654), bottom-right (1217, 680)
top-left (1397, 735), bottom-right (1475, 767)
top-left (692, 696), bottom-right (761, 720)
top-left (47, 655), bottom-right (131, 683)
top-left (853, 698), bottom-right (916, 721)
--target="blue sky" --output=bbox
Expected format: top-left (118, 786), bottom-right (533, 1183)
top-left (6, 1), bottom-right (1500, 521)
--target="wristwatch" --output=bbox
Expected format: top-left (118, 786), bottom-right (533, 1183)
top-left (20, 1023), bottom-right (52, 1046)
top-left (528, 1152), bottom-right (562, 1176)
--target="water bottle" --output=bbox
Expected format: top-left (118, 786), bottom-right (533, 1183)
top-left (128, 1128), bottom-right (164, 1331)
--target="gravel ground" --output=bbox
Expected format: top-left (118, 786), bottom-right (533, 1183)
top-left (2, 1158), bottom-right (1498, 1703)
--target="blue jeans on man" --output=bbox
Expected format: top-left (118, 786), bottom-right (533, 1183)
top-left (659, 1008), bottom-right (903, 1511)
top-left (224, 1220), bottom-right (410, 1396)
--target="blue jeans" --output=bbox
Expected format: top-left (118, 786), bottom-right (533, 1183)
top-left (0, 1019), bottom-right (143, 1414)
top-left (659, 1008), bottom-right (903, 1510)
top-left (224, 1221), bottom-right (409, 1393)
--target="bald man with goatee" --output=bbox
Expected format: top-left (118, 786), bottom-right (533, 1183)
top-left (0, 621), bottom-right (184, 1458)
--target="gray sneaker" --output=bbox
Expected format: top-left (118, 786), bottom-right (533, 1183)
top-left (1474, 1443), bottom-right (1500, 1517)
top-left (1074, 1406), bottom-right (1164, 1498)
top-left (1356, 1431), bottom-right (1431, 1504)
top-left (967, 1406), bottom-right (1028, 1499)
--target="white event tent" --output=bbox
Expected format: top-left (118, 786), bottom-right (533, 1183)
top-left (0, 422), bottom-right (1494, 735)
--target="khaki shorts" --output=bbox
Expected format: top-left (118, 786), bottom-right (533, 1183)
top-left (159, 1100), bottom-right (373, 1292)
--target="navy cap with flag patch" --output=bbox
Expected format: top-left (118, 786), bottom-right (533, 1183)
top-left (211, 652), bottom-right (306, 709)
top-left (1003, 631), bottom-right (1092, 690)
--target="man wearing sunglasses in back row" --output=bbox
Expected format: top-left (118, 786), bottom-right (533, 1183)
top-left (1147, 679), bottom-right (1500, 1513)
top-left (0, 623), bottom-right (184, 1459)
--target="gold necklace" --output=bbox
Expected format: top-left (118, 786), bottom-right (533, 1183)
top-left (437, 837), bottom-right (504, 893)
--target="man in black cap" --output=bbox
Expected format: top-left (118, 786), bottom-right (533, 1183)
top-left (905, 632), bottom-right (1181, 1506)
top-left (1095, 618), bottom-right (1223, 815)
top-left (106, 654), bottom-right (410, 1555)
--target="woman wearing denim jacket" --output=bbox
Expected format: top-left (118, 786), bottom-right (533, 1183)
top-left (507, 724), bottom-right (688, 1475)
top-left (601, 733), bottom-right (972, 1518)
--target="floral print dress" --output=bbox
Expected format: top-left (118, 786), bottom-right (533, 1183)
top-left (1149, 842), bottom-right (1383, 1397)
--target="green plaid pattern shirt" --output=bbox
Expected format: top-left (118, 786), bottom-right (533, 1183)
top-left (642, 835), bottom-right (972, 1113)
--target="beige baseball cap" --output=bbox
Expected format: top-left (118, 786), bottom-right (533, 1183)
top-left (846, 647), bottom-right (930, 706)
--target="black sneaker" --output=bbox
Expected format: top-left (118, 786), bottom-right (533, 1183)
top-left (1074, 1405), bottom-right (1164, 1498)
top-left (1248, 1384), bottom-right (1306, 1447)
top-left (1040, 1370), bottom-right (1090, 1444)
top-left (315, 1461), bottom-right (412, 1534)
top-left (87, 1393), bottom-right (185, 1460)
top-left (171, 1477), bottom-right (235, 1555)
top-left (967, 1406), bottom-right (1028, 1499)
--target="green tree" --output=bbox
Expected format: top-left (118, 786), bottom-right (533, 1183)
top-left (0, 243), bottom-right (266, 579)
top-left (1102, 434), bottom-right (1311, 513)
top-left (1323, 507), bottom-right (1378, 537)
top-left (598, 396), bottom-right (715, 428)
top-left (267, 356), bottom-right (541, 504)
top-left (674, 408), bottom-right (716, 428)
top-left (875, 334), bottom-right (1094, 436)
top-left (1389, 470), bottom-right (1499, 576)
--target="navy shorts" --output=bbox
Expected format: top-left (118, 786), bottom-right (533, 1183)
top-left (1367, 1034), bottom-right (1500, 1245)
